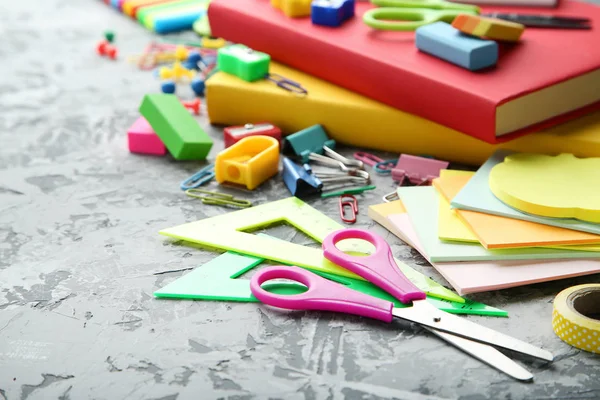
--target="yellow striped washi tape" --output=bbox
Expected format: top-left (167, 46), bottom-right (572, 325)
top-left (552, 284), bottom-right (600, 354)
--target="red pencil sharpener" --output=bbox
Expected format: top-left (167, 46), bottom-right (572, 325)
top-left (223, 122), bottom-right (282, 149)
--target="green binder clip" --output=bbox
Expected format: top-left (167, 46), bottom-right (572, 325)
top-left (283, 124), bottom-right (336, 163)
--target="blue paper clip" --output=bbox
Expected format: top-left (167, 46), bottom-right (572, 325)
top-left (374, 159), bottom-right (397, 175)
top-left (180, 164), bottom-right (215, 190)
top-left (265, 73), bottom-right (308, 95)
top-left (282, 157), bottom-right (323, 198)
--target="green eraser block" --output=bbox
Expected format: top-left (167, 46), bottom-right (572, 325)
top-left (217, 44), bottom-right (270, 82)
top-left (139, 94), bottom-right (213, 160)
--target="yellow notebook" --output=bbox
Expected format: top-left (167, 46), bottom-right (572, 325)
top-left (206, 62), bottom-right (600, 166)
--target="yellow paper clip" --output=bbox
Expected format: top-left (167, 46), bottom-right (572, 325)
top-left (185, 189), bottom-right (252, 208)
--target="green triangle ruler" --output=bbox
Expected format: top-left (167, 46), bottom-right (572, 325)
top-left (154, 238), bottom-right (507, 317)
top-left (160, 197), bottom-right (462, 303)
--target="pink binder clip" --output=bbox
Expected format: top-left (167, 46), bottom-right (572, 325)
top-left (391, 154), bottom-right (449, 185)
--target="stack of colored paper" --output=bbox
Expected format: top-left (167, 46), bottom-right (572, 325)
top-left (369, 151), bottom-right (600, 295)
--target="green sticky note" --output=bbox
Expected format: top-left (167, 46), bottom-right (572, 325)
top-left (217, 44), bottom-right (270, 82)
top-left (139, 94), bottom-right (213, 160)
top-left (154, 249), bottom-right (507, 317)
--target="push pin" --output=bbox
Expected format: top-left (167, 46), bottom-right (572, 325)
top-left (181, 98), bottom-right (201, 115)
top-left (97, 40), bottom-right (118, 59)
top-left (159, 61), bottom-right (195, 81)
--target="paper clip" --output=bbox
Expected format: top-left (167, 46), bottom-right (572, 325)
top-left (321, 185), bottom-right (376, 198)
top-left (374, 159), bottom-right (397, 175)
top-left (353, 152), bottom-right (384, 167)
top-left (265, 73), bottom-right (308, 95)
top-left (185, 189), bottom-right (252, 208)
top-left (382, 190), bottom-right (399, 203)
top-left (339, 195), bottom-right (358, 224)
top-left (180, 164), bottom-right (215, 190)
top-left (323, 146), bottom-right (364, 169)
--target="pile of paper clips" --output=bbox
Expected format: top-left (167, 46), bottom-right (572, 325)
top-left (179, 164), bottom-right (252, 208)
top-left (176, 143), bottom-right (448, 225)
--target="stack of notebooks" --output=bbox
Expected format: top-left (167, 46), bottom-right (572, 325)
top-left (100, 0), bottom-right (208, 33)
top-left (369, 150), bottom-right (600, 295)
top-left (205, 0), bottom-right (600, 164)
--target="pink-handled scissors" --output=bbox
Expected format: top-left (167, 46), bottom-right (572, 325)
top-left (250, 228), bottom-right (554, 381)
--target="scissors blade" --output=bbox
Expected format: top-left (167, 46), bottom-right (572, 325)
top-left (425, 327), bottom-right (534, 381)
top-left (392, 301), bottom-right (554, 362)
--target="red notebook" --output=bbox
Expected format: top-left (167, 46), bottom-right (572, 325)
top-left (208, 0), bottom-right (600, 144)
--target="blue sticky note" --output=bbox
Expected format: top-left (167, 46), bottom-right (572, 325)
top-left (451, 150), bottom-right (600, 235)
top-left (311, 0), bottom-right (355, 27)
top-left (415, 22), bottom-right (498, 71)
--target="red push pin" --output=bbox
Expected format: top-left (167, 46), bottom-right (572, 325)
top-left (97, 40), bottom-right (118, 60)
top-left (181, 98), bottom-right (201, 115)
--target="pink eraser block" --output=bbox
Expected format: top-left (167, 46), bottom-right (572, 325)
top-left (127, 116), bottom-right (167, 155)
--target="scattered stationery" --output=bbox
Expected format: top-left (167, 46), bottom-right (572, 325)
top-left (206, 62), bottom-right (600, 166)
top-left (155, 235), bottom-right (506, 316)
top-left (208, 0), bottom-right (600, 143)
top-left (160, 197), bottom-right (463, 302)
top-left (249, 229), bottom-right (553, 381)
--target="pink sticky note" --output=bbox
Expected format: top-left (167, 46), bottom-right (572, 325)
top-left (127, 117), bottom-right (167, 156)
top-left (387, 213), bottom-right (600, 295)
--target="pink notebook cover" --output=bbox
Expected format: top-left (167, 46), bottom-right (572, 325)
top-left (387, 214), bottom-right (600, 295)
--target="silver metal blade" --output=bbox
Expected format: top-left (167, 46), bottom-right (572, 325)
top-left (392, 301), bottom-right (554, 362)
top-left (424, 327), bottom-right (534, 381)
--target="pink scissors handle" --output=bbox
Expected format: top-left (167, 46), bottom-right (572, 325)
top-left (322, 229), bottom-right (426, 304)
top-left (250, 266), bottom-right (394, 323)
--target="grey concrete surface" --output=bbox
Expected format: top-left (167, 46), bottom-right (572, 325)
top-left (1, 1), bottom-right (599, 399)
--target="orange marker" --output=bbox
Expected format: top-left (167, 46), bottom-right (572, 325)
top-left (452, 14), bottom-right (525, 42)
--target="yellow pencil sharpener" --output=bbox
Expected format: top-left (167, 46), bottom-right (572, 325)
top-left (271, 0), bottom-right (312, 18)
top-left (215, 135), bottom-right (280, 190)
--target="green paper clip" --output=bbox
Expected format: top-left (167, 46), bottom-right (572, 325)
top-left (185, 189), bottom-right (252, 208)
top-left (321, 185), bottom-right (377, 198)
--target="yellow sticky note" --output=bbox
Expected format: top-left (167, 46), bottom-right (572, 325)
top-left (433, 172), bottom-right (600, 250)
top-left (435, 187), bottom-right (478, 243)
top-left (489, 153), bottom-right (600, 224)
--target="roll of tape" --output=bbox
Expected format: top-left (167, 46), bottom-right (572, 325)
top-left (552, 284), bottom-right (600, 354)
